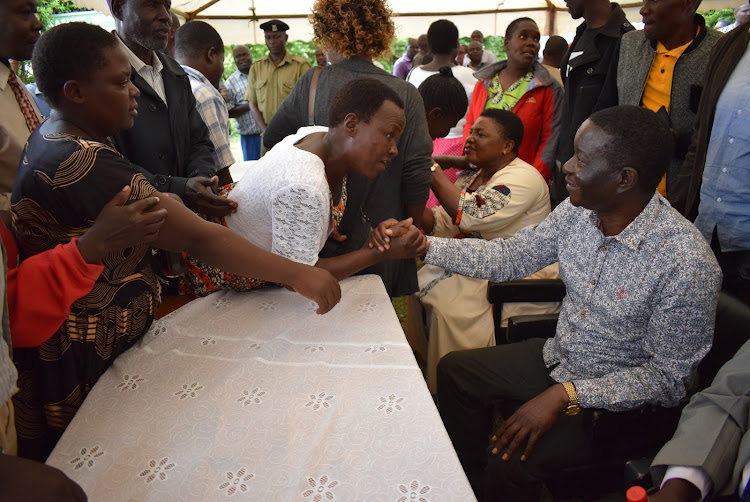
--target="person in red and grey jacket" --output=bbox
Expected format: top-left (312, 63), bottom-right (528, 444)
top-left (463, 18), bottom-right (563, 183)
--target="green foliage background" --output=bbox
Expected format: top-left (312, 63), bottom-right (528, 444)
top-left (699, 8), bottom-right (736, 27)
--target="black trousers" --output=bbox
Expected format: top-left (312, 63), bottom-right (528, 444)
top-left (437, 338), bottom-right (594, 501)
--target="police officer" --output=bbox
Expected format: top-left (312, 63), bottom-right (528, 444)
top-left (245, 19), bottom-right (311, 153)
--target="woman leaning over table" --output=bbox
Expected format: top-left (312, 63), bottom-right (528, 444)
top-left (262, 0), bottom-right (434, 298)
top-left (408, 109), bottom-right (559, 394)
top-left (10, 23), bottom-right (340, 461)
top-left (463, 17), bottom-right (563, 183)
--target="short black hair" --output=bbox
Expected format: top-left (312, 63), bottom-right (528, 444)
top-left (543, 35), bottom-right (568, 58)
top-left (31, 22), bottom-right (119, 108)
top-left (418, 67), bottom-right (468, 120)
top-left (505, 17), bottom-right (536, 40)
top-left (427, 19), bottom-right (459, 55)
top-left (478, 108), bottom-right (524, 154)
top-left (174, 20), bottom-right (223, 58)
top-left (587, 105), bottom-right (673, 194)
top-left (328, 78), bottom-right (404, 127)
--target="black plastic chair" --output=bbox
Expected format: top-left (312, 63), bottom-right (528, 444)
top-left (487, 283), bottom-right (750, 500)
top-left (487, 279), bottom-right (565, 344)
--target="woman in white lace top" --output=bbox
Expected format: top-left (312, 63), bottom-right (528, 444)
top-left (183, 78), bottom-right (428, 296)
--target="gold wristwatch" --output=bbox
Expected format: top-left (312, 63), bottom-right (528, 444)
top-left (562, 381), bottom-right (581, 416)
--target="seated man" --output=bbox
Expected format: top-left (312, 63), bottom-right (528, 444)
top-left (650, 337), bottom-right (750, 502)
top-left (425, 105), bottom-right (722, 501)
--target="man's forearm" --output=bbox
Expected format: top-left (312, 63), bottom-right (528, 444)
top-left (228, 103), bottom-right (251, 118)
top-left (248, 103), bottom-right (267, 130)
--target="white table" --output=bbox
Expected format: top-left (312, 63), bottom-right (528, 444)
top-left (47, 275), bottom-right (475, 501)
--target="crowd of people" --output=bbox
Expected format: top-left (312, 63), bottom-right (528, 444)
top-left (0, 0), bottom-right (749, 499)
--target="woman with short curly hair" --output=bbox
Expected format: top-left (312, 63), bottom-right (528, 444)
top-left (310, 0), bottom-right (394, 60)
top-left (264, 0), bottom-right (434, 298)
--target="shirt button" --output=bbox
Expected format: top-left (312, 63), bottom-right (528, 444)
top-left (739, 110), bottom-right (743, 115)
top-left (599, 246), bottom-right (606, 252)
top-left (149, 104), bottom-right (157, 112)
top-left (590, 280), bottom-right (596, 286)
top-left (158, 152), bottom-right (166, 160)
top-left (723, 168), bottom-right (727, 173)
top-left (717, 197), bottom-right (722, 202)
top-left (586, 68), bottom-right (593, 75)
top-left (729, 138), bottom-right (734, 144)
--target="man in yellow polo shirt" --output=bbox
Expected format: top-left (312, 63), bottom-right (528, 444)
top-left (245, 19), bottom-right (310, 153)
top-left (595, 0), bottom-right (721, 208)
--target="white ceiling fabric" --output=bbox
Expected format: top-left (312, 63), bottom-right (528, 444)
top-left (72, 0), bottom-right (734, 45)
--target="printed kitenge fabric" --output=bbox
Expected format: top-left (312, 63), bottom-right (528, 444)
top-left (486, 70), bottom-right (534, 111)
top-left (181, 180), bottom-right (348, 297)
top-left (11, 131), bottom-right (160, 460)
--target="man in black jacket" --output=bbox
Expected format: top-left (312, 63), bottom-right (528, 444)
top-left (109, 0), bottom-right (236, 218)
top-left (551, 0), bottom-right (633, 205)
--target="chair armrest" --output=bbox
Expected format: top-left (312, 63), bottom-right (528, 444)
top-left (506, 314), bottom-right (559, 343)
top-left (488, 279), bottom-right (566, 304)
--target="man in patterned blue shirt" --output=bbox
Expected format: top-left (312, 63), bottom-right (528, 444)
top-left (427, 106), bottom-right (721, 501)
top-left (225, 45), bottom-right (263, 161)
top-left (175, 21), bottom-right (234, 185)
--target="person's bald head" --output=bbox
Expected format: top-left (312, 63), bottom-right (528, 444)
top-left (542, 35), bottom-right (568, 68)
top-left (470, 30), bottom-right (484, 43)
top-left (467, 40), bottom-right (483, 64)
top-left (232, 44), bottom-right (252, 74)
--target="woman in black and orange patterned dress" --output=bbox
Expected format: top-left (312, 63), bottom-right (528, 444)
top-left (10, 23), bottom-right (343, 460)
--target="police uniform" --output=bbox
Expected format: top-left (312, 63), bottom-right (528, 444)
top-left (245, 20), bottom-right (311, 126)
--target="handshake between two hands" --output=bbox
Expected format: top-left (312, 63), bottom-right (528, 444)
top-left (367, 217), bottom-right (430, 260)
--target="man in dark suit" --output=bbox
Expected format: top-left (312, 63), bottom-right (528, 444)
top-left (109, 0), bottom-right (236, 218)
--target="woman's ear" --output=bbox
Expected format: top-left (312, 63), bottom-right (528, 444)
top-left (503, 139), bottom-right (516, 156)
top-left (62, 80), bottom-right (86, 105)
top-left (343, 112), bottom-right (359, 137)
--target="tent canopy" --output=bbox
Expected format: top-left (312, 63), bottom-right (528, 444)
top-left (74, 0), bottom-right (733, 45)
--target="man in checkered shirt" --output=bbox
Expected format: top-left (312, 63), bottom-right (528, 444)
top-left (175, 21), bottom-right (235, 184)
top-left (225, 45), bottom-right (263, 161)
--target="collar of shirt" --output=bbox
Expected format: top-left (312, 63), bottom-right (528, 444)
top-left (584, 193), bottom-right (664, 251)
top-left (655, 34), bottom-right (695, 58)
top-left (262, 50), bottom-right (295, 67)
top-left (182, 65), bottom-right (212, 87)
top-left (115, 32), bottom-right (164, 75)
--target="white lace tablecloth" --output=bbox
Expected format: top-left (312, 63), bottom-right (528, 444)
top-left (46, 275), bottom-right (475, 501)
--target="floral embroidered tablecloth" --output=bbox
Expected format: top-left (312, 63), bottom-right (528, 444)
top-left (46, 275), bottom-right (475, 501)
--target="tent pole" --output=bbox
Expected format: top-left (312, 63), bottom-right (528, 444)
top-left (251, 0), bottom-right (257, 45)
top-left (544, 0), bottom-right (555, 35)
